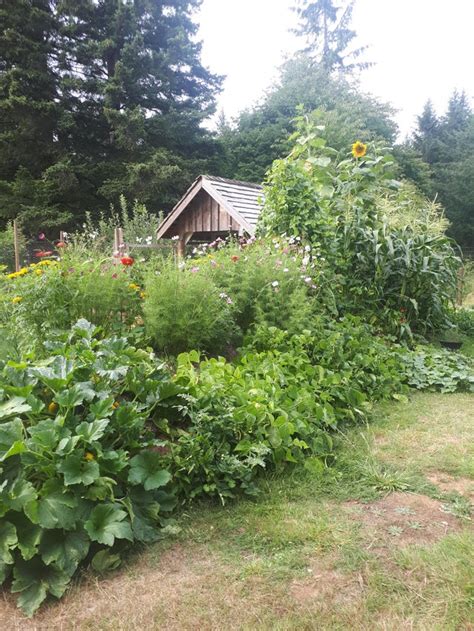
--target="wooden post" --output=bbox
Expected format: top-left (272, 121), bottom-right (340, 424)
top-left (177, 236), bottom-right (186, 259)
top-left (457, 267), bottom-right (465, 306)
top-left (113, 227), bottom-right (119, 257)
top-left (117, 227), bottom-right (124, 253)
top-left (13, 220), bottom-right (20, 272)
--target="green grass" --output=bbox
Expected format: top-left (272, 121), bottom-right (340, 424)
top-left (1, 392), bottom-right (472, 630)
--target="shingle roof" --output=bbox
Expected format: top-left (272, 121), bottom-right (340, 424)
top-left (156, 175), bottom-right (265, 239)
top-left (203, 176), bottom-right (264, 230)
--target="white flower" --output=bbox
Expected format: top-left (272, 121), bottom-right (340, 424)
top-left (171, 235), bottom-right (179, 241)
top-left (283, 268), bottom-right (289, 273)
top-left (271, 281), bottom-right (279, 287)
top-left (304, 277), bottom-right (312, 283)
top-left (302, 256), bottom-right (310, 266)
top-left (305, 245), bottom-right (311, 252)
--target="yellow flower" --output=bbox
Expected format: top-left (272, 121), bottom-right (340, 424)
top-left (129, 283), bottom-right (140, 291)
top-left (35, 269), bottom-right (43, 276)
top-left (11, 296), bottom-right (23, 304)
top-left (6, 273), bottom-right (18, 279)
top-left (84, 452), bottom-right (95, 461)
top-left (48, 401), bottom-right (58, 414)
top-left (352, 141), bottom-right (367, 158)
top-left (112, 401), bottom-right (120, 409)
top-left (139, 291), bottom-right (146, 299)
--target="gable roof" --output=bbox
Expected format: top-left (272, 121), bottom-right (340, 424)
top-left (156, 175), bottom-right (264, 239)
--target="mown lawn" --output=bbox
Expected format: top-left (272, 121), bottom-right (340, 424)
top-left (1, 392), bottom-right (473, 630)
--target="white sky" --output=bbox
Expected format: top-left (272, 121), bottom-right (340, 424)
top-left (197, 0), bottom-right (474, 139)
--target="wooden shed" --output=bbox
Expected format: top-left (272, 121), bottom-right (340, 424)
top-left (156, 175), bottom-right (264, 255)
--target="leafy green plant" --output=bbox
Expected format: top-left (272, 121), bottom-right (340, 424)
top-left (0, 255), bottom-right (143, 356)
top-left (247, 316), bottom-right (406, 402)
top-left (143, 260), bottom-right (238, 356)
top-left (259, 117), bottom-right (462, 337)
top-left (0, 321), bottom-right (176, 616)
top-left (397, 345), bottom-right (474, 393)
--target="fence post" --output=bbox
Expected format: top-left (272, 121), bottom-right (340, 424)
top-left (117, 227), bottom-right (124, 253)
top-left (456, 266), bottom-right (465, 306)
top-left (13, 219), bottom-right (20, 272)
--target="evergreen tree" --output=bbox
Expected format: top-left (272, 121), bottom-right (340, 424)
top-left (217, 56), bottom-right (396, 183)
top-left (294, 0), bottom-right (370, 72)
top-left (405, 92), bottom-right (474, 249)
top-left (0, 0), bottom-right (221, 233)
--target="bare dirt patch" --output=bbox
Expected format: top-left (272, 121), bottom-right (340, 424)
top-left (343, 492), bottom-right (462, 555)
top-left (427, 472), bottom-right (474, 501)
top-left (290, 558), bottom-right (364, 610)
top-left (0, 544), bottom-right (289, 631)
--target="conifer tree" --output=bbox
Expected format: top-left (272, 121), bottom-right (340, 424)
top-left (294, 0), bottom-right (370, 72)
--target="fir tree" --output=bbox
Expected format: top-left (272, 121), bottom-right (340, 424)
top-left (294, 0), bottom-right (370, 73)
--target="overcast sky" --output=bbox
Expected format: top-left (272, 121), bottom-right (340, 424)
top-left (197, 0), bottom-right (474, 139)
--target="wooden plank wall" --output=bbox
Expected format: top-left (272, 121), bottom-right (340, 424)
top-left (166, 190), bottom-right (236, 237)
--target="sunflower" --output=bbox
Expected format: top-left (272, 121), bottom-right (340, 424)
top-left (352, 141), bottom-right (367, 158)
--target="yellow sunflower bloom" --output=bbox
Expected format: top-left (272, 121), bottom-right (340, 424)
top-left (352, 141), bottom-right (367, 159)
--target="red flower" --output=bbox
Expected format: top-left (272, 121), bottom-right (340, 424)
top-left (120, 256), bottom-right (134, 266)
top-left (56, 241), bottom-right (66, 248)
top-left (35, 250), bottom-right (53, 258)
top-left (231, 255), bottom-right (240, 263)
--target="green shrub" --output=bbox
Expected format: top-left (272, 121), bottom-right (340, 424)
top-left (247, 316), bottom-right (406, 402)
top-left (450, 307), bottom-right (474, 336)
top-left (143, 260), bottom-right (237, 356)
top-left (192, 237), bottom-right (332, 335)
top-left (0, 321), bottom-right (177, 617)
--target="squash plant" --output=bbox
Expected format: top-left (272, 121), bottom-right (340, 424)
top-left (0, 320), bottom-right (177, 616)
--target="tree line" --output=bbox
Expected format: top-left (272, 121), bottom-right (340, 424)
top-left (0, 0), bottom-right (472, 248)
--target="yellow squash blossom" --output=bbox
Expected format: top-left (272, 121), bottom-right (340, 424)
top-left (352, 141), bottom-right (367, 158)
top-left (84, 452), bottom-right (95, 461)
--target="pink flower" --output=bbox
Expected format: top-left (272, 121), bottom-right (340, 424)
top-left (191, 266), bottom-right (200, 273)
top-left (38, 232), bottom-right (45, 241)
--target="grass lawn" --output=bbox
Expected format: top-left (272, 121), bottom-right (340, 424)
top-left (1, 392), bottom-right (473, 630)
